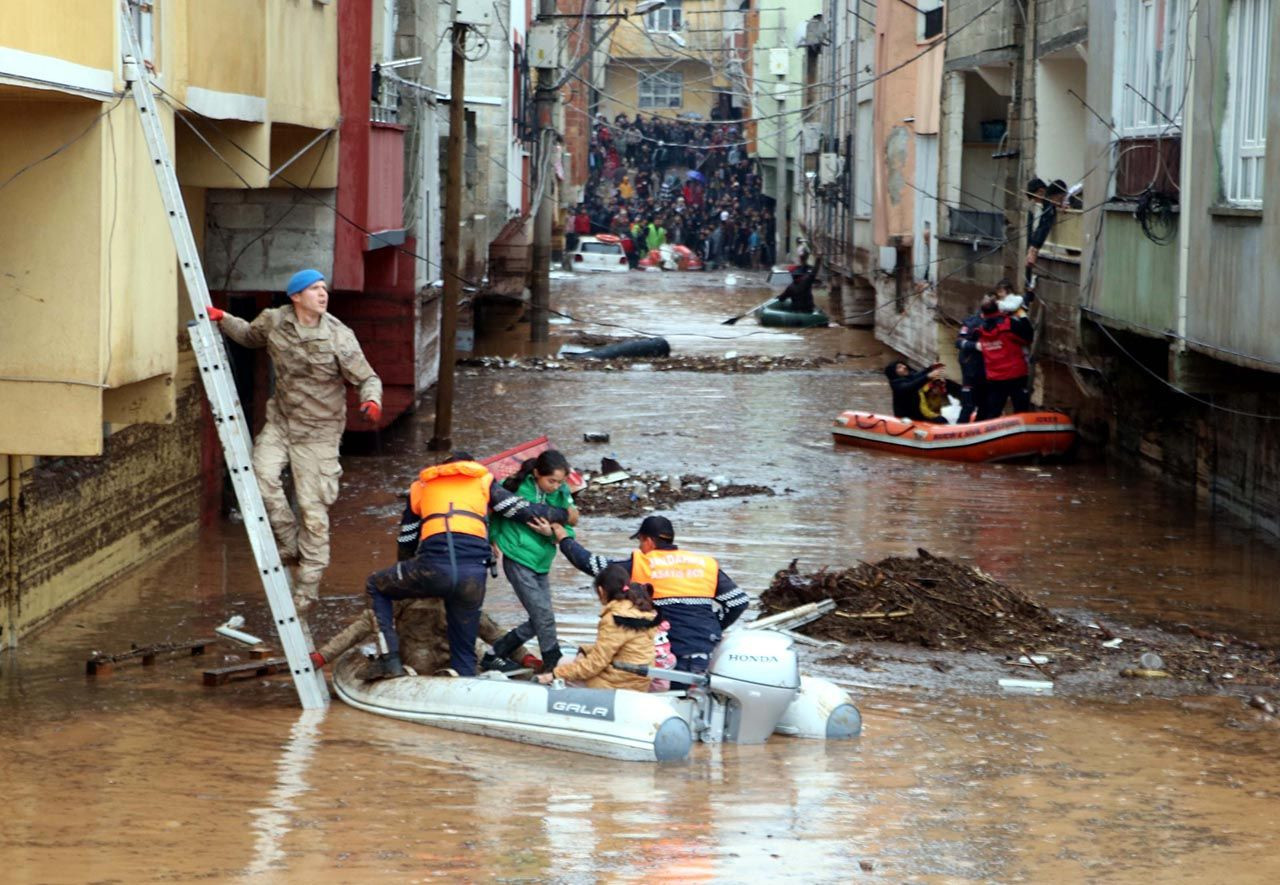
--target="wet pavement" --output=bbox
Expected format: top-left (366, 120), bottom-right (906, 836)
top-left (4, 269), bottom-right (1280, 882)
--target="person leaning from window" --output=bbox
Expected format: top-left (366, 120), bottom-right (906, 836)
top-left (885, 360), bottom-right (948, 423)
top-left (1025, 178), bottom-right (1056, 293)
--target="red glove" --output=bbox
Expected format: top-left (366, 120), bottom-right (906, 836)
top-left (309, 651), bottom-right (326, 668)
top-left (206, 306), bottom-right (225, 322)
top-left (359, 400), bottom-right (382, 423)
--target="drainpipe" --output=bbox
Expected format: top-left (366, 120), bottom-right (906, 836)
top-left (6, 455), bottom-right (19, 648)
top-left (1174, 4), bottom-right (1197, 360)
top-left (848, 0), bottom-right (861, 267)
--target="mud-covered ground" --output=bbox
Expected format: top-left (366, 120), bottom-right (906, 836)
top-left (459, 352), bottom-right (871, 374)
top-left (573, 468), bottom-right (776, 518)
top-left (763, 554), bottom-right (1280, 710)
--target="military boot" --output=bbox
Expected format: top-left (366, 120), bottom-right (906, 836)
top-left (379, 653), bottom-right (406, 679)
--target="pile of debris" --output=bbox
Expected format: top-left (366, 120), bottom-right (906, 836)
top-left (760, 552), bottom-right (1280, 687)
top-left (760, 550), bottom-right (1072, 653)
top-left (459, 354), bottom-right (866, 374)
top-left (573, 463), bottom-right (774, 518)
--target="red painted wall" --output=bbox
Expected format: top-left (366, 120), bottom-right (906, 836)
top-left (334, 0), bottom-right (373, 292)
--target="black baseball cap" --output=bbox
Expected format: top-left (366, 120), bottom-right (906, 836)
top-left (631, 515), bottom-right (675, 541)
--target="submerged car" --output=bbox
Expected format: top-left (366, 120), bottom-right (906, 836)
top-left (571, 235), bottom-right (630, 272)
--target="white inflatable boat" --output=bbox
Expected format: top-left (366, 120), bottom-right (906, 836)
top-left (333, 630), bottom-right (861, 763)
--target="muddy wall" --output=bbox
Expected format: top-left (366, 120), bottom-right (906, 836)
top-left (3, 345), bottom-right (204, 644)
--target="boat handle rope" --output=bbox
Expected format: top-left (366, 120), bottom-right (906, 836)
top-left (853, 415), bottom-right (919, 437)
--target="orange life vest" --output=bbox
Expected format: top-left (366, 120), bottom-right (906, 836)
top-left (630, 548), bottom-right (718, 600)
top-left (409, 461), bottom-right (494, 541)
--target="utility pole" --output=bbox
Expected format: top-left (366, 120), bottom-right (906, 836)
top-left (430, 21), bottom-right (469, 451)
top-left (775, 92), bottom-right (788, 263)
top-left (530, 66), bottom-right (555, 345)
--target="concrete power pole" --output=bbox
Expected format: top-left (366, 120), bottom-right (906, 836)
top-left (429, 21), bottom-right (469, 451)
top-left (530, 0), bottom-right (559, 345)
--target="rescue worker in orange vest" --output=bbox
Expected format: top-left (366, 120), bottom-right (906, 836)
top-left (365, 453), bottom-right (571, 678)
top-left (548, 515), bottom-right (750, 676)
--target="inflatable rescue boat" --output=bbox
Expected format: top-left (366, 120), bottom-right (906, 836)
top-left (832, 410), bottom-right (1076, 462)
top-left (333, 630), bottom-right (861, 763)
top-left (756, 297), bottom-right (829, 328)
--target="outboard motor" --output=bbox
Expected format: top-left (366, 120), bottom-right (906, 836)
top-left (705, 631), bottom-right (801, 743)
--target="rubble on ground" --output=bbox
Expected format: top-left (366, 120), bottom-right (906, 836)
top-left (760, 551), bottom-right (1280, 688)
top-left (573, 469), bottom-right (774, 518)
top-left (458, 353), bottom-right (871, 374)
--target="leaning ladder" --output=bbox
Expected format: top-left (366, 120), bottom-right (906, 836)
top-left (118, 1), bottom-right (328, 709)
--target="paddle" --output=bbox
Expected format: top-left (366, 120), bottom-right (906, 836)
top-left (722, 294), bottom-right (777, 325)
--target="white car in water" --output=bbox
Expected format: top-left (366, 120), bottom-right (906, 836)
top-left (571, 235), bottom-right (630, 273)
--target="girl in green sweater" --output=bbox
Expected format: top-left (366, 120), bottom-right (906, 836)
top-left (488, 450), bottom-right (578, 671)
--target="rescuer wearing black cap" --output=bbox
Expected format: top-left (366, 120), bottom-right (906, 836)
top-left (547, 513), bottom-right (750, 676)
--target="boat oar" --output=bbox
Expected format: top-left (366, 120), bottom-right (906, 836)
top-left (722, 295), bottom-right (776, 325)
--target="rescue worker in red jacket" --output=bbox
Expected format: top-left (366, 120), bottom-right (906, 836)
top-left (549, 515), bottom-right (750, 676)
top-left (364, 453), bottom-right (571, 678)
top-left (975, 297), bottom-right (1035, 420)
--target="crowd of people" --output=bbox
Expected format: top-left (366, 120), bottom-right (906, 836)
top-left (568, 113), bottom-right (782, 270)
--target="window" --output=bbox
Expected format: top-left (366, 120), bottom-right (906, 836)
top-left (1222, 0), bottom-right (1270, 207)
top-left (1116, 0), bottom-right (1189, 136)
top-left (638, 72), bottom-right (683, 108)
top-left (918, 0), bottom-right (944, 41)
top-left (646, 0), bottom-right (683, 33)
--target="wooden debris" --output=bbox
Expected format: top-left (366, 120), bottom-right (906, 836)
top-left (86, 639), bottom-right (213, 676)
top-left (202, 657), bottom-right (289, 687)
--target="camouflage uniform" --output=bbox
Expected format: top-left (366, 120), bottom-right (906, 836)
top-left (219, 306), bottom-right (381, 609)
top-left (318, 601), bottom-right (518, 675)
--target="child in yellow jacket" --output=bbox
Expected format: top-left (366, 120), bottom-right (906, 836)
top-left (537, 564), bottom-right (657, 692)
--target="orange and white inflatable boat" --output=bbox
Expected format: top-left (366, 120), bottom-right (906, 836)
top-left (831, 411), bottom-right (1076, 463)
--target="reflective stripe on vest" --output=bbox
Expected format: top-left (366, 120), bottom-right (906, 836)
top-left (631, 548), bottom-right (718, 600)
top-left (410, 464), bottom-right (493, 541)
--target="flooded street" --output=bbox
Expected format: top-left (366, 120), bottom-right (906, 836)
top-left (4, 270), bottom-right (1280, 882)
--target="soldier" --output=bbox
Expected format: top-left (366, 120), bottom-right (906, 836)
top-left (309, 600), bottom-right (531, 677)
top-left (207, 268), bottom-right (381, 613)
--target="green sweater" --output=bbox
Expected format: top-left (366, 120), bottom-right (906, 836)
top-left (489, 473), bottom-right (576, 573)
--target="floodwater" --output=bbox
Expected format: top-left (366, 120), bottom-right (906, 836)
top-left (4, 270), bottom-right (1280, 883)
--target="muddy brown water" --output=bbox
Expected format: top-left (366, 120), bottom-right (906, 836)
top-left (4, 270), bottom-right (1280, 882)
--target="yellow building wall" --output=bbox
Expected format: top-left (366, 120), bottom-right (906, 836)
top-left (602, 59), bottom-right (716, 121)
top-left (183, 0), bottom-right (267, 100)
top-left (0, 2), bottom-right (115, 73)
top-left (104, 99), bottom-right (180, 389)
top-left (8, 349), bottom-right (203, 640)
top-left (266, 0), bottom-right (340, 129)
top-left (0, 99), bottom-right (107, 454)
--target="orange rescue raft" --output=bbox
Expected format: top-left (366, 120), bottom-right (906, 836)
top-left (831, 411), bottom-right (1076, 463)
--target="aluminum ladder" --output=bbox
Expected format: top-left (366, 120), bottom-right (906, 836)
top-left (118, 0), bottom-right (328, 709)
